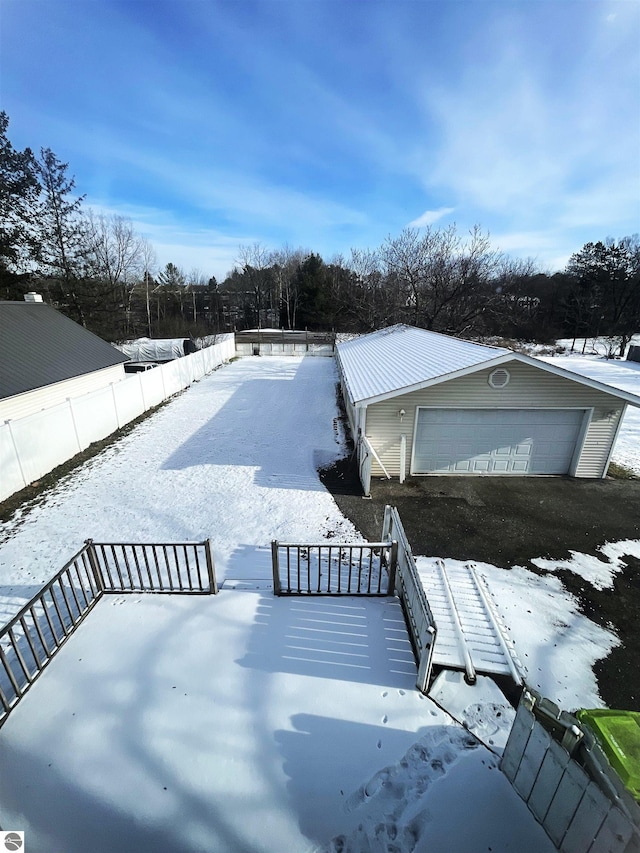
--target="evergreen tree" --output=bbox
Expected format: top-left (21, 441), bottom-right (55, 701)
top-left (36, 147), bottom-right (87, 323)
top-left (0, 112), bottom-right (40, 296)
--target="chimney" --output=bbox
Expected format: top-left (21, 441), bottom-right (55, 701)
top-left (24, 292), bottom-right (44, 303)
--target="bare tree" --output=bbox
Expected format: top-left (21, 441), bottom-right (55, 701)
top-left (378, 225), bottom-right (501, 334)
top-left (269, 245), bottom-right (307, 329)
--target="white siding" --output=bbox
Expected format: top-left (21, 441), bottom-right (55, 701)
top-left (0, 365), bottom-right (126, 421)
top-left (362, 360), bottom-right (623, 479)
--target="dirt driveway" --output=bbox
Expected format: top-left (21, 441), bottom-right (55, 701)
top-left (321, 457), bottom-right (640, 712)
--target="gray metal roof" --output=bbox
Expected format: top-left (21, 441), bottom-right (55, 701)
top-left (337, 325), bottom-right (510, 404)
top-left (336, 324), bottom-right (640, 409)
top-left (0, 301), bottom-right (129, 399)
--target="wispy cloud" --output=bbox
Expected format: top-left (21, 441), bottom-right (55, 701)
top-left (408, 207), bottom-right (455, 228)
top-left (3, 0), bottom-right (638, 279)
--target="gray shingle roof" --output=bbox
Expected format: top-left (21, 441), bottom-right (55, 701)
top-left (0, 301), bottom-right (129, 399)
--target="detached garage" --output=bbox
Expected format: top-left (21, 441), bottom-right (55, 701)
top-left (336, 325), bottom-right (640, 494)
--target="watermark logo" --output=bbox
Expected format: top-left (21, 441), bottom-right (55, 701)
top-left (3, 833), bottom-right (24, 852)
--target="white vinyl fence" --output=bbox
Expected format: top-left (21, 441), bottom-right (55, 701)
top-left (0, 335), bottom-right (235, 503)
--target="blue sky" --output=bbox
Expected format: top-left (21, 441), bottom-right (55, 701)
top-left (2, 0), bottom-right (639, 282)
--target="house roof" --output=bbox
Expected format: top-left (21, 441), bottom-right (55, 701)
top-left (0, 301), bottom-right (129, 399)
top-left (336, 324), bottom-right (640, 409)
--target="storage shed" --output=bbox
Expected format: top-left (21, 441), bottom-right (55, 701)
top-left (0, 296), bottom-right (129, 421)
top-left (336, 325), bottom-right (640, 494)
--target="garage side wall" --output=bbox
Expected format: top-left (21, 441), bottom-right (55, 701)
top-left (364, 361), bottom-right (624, 479)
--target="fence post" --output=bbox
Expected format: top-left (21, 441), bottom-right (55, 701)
top-left (382, 504), bottom-right (391, 541)
top-left (85, 539), bottom-right (105, 595)
top-left (204, 539), bottom-right (218, 594)
top-left (271, 540), bottom-right (281, 595)
top-left (416, 626), bottom-right (436, 694)
top-left (387, 540), bottom-right (398, 596)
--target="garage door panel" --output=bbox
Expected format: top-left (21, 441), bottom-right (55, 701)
top-left (413, 409), bottom-right (584, 475)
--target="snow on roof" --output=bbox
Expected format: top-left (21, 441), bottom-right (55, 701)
top-left (337, 325), bottom-right (510, 404)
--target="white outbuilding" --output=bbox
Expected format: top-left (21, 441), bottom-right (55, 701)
top-left (336, 325), bottom-right (640, 494)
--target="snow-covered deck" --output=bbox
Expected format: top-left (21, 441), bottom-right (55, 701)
top-left (0, 588), bottom-right (553, 852)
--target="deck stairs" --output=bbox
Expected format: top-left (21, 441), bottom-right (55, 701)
top-left (417, 559), bottom-right (524, 687)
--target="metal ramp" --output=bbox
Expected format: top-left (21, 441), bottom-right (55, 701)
top-left (417, 560), bottom-right (524, 687)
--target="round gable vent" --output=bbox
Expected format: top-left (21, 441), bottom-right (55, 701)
top-left (488, 368), bottom-right (510, 389)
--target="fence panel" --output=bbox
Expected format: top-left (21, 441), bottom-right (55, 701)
top-left (382, 505), bottom-right (438, 693)
top-left (89, 540), bottom-right (217, 594)
top-left (0, 545), bottom-right (101, 727)
top-left (70, 385), bottom-right (120, 450)
top-left (0, 423), bottom-right (26, 496)
top-left (138, 367), bottom-right (166, 409)
top-left (112, 377), bottom-right (146, 426)
top-left (272, 541), bottom-right (396, 596)
top-left (9, 403), bottom-right (81, 486)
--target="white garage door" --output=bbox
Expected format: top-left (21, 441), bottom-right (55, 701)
top-left (412, 409), bottom-right (585, 474)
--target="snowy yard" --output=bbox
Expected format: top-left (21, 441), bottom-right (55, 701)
top-left (0, 353), bottom-right (638, 851)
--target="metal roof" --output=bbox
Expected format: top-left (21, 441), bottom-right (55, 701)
top-left (336, 324), bottom-right (640, 409)
top-left (0, 301), bottom-right (129, 399)
top-left (337, 325), bottom-right (510, 404)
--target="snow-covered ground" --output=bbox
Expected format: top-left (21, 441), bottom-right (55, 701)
top-left (540, 338), bottom-right (640, 475)
top-left (0, 353), bottom-right (638, 852)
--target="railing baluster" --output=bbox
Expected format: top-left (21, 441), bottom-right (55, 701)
top-left (0, 682), bottom-right (12, 713)
top-left (323, 546), bottom-right (328, 593)
top-left (56, 577), bottom-right (76, 628)
top-left (30, 604), bottom-right (50, 656)
top-left (20, 616), bottom-right (41, 672)
top-left (367, 548), bottom-right (373, 594)
top-left (141, 546), bottom-right (155, 590)
top-left (73, 559), bottom-right (91, 609)
top-left (121, 546), bottom-right (135, 591)
top-left (65, 567), bottom-right (83, 619)
top-left (0, 645), bottom-right (22, 698)
top-left (109, 544), bottom-right (124, 590)
top-left (163, 546), bottom-right (174, 591)
top-left (173, 545), bottom-right (183, 591)
top-left (7, 629), bottom-right (32, 684)
top-left (183, 545), bottom-right (193, 591)
top-left (132, 546), bottom-right (145, 589)
top-left (99, 545), bottom-right (113, 590)
top-left (315, 546), bottom-right (321, 594)
top-left (348, 546), bottom-right (353, 593)
top-left (47, 587), bottom-right (69, 639)
top-left (152, 546), bottom-right (163, 591)
top-left (193, 546), bottom-right (204, 591)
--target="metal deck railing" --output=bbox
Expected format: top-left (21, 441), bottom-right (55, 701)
top-left (0, 539), bottom-right (218, 727)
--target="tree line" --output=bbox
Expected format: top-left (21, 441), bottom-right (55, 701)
top-left (2, 111), bottom-right (639, 351)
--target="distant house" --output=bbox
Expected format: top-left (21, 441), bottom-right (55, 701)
top-left (336, 325), bottom-right (640, 493)
top-left (0, 294), bottom-right (129, 421)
